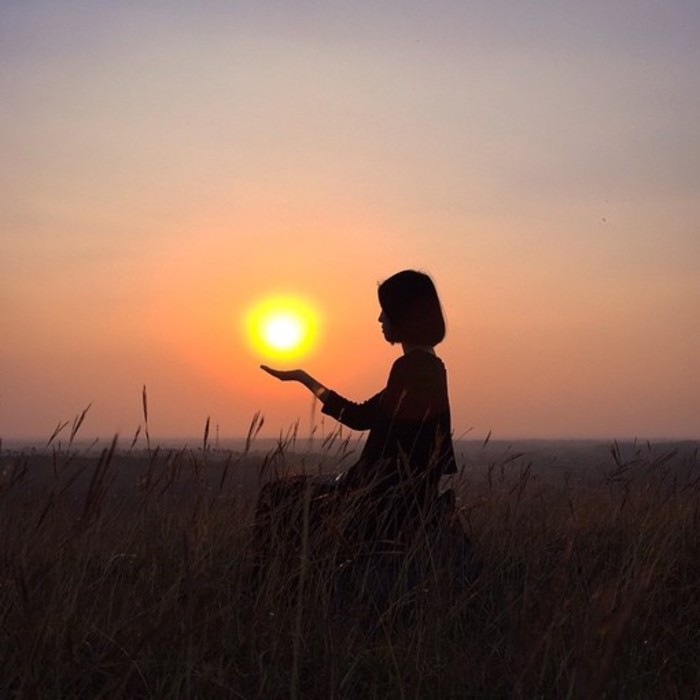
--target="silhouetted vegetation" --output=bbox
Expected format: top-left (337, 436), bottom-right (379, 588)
top-left (1, 424), bottom-right (698, 698)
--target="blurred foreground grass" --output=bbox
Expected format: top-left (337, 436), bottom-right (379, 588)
top-left (0, 426), bottom-right (698, 698)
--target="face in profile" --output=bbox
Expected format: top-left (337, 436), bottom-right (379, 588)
top-left (378, 310), bottom-right (393, 342)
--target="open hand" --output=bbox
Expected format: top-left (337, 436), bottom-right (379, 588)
top-left (260, 366), bottom-right (309, 383)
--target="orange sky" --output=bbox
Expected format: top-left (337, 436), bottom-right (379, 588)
top-left (2, 2), bottom-right (699, 442)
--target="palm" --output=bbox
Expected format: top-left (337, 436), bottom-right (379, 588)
top-left (260, 365), bottom-right (305, 382)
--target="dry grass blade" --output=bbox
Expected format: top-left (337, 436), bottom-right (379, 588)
top-left (203, 416), bottom-right (211, 453)
top-left (46, 420), bottom-right (69, 447)
top-left (69, 403), bottom-right (92, 447)
top-left (142, 385), bottom-right (151, 454)
top-left (244, 411), bottom-right (264, 455)
top-left (290, 482), bottom-right (312, 700)
top-left (80, 434), bottom-right (119, 527)
top-left (217, 451), bottom-right (235, 494)
top-left (129, 425), bottom-right (142, 451)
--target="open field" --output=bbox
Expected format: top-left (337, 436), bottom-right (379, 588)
top-left (1, 433), bottom-right (699, 698)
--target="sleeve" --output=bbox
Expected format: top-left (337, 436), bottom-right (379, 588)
top-left (320, 389), bottom-right (384, 431)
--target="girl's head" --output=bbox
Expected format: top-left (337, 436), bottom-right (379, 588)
top-left (378, 270), bottom-right (445, 346)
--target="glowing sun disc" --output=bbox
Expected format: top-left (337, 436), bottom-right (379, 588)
top-left (245, 296), bottom-right (319, 360)
top-left (262, 313), bottom-right (303, 350)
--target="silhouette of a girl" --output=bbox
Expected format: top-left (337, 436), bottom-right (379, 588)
top-left (257, 270), bottom-right (457, 551)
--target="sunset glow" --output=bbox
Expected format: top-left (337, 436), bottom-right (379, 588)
top-left (1, 2), bottom-right (698, 441)
top-left (245, 297), bottom-right (319, 362)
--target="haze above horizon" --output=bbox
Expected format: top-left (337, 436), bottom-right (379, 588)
top-left (2, 1), bottom-right (699, 441)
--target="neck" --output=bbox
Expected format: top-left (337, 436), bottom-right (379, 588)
top-left (402, 343), bottom-right (435, 355)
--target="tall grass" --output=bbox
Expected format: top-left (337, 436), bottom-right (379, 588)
top-left (0, 426), bottom-right (698, 698)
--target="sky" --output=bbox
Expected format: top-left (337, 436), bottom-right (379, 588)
top-left (2, 0), bottom-right (699, 443)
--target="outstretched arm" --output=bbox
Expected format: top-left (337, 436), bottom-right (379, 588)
top-left (260, 365), bottom-right (329, 401)
top-left (262, 365), bottom-right (382, 431)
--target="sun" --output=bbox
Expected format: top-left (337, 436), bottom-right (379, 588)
top-left (245, 295), bottom-right (319, 361)
top-left (262, 313), bottom-right (303, 351)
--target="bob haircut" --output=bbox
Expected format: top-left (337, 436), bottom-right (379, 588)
top-left (378, 270), bottom-right (446, 346)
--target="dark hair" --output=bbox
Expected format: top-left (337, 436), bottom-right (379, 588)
top-left (378, 270), bottom-right (446, 345)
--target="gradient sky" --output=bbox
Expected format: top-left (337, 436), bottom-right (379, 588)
top-left (2, 1), bottom-right (699, 442)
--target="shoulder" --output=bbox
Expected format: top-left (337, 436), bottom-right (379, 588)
top-left (388, 351), bottom-right (446, 386)
top-left (391, 351), bottom-right (446, 374)
top-left (383, 352), bottom-right (450, 417)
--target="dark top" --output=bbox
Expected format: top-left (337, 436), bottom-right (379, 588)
top-left (321, 350), bottom-right (457, 506)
